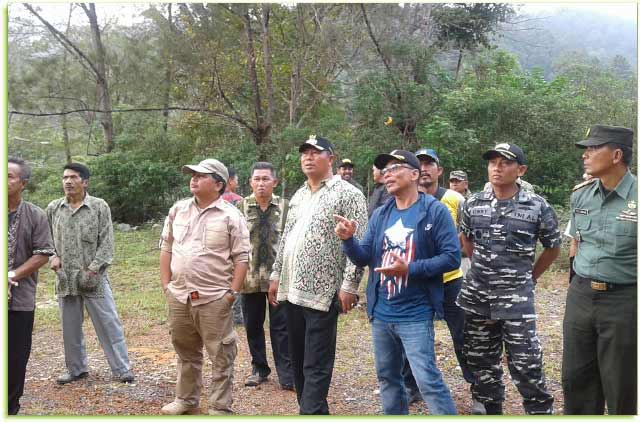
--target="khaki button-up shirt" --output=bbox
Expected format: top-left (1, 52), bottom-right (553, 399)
top-left (160, 197), bottom-right (250, 306)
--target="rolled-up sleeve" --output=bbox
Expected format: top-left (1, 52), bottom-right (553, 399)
top-left (229, 213), bottom-right (250, 264)
top-left (159, 206), bottom-right (176, 253)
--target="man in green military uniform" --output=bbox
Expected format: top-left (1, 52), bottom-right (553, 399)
top-left (563, 124), bottom-right (637, 415)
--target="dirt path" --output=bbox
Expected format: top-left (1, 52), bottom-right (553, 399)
top-left (20, 273), bottom-right (568, 416)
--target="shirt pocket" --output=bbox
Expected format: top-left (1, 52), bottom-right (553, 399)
top-left (204, 222), bottom-right (229, 250)
top-left (470, 215), bottom-right (491, 240)
top-left (613, 220), bottom-right (637, 256)
top-left (506, 218), bottom-right (537, 254)
top-left (172, 222), bottom-right (189, 244)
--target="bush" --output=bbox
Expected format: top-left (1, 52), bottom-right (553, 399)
top-left (88, 152), bottom-right (186, 224)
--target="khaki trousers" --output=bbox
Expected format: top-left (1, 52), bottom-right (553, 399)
top-left (166, 291), bottom-right (237, 412)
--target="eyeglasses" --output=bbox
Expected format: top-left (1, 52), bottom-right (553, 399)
top-left (380, 163), bottom-right (416, 176)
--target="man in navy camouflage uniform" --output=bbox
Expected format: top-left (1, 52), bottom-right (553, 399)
top-left (457, 143), bottom-right (560, 415)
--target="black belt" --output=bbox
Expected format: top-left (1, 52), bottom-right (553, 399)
top-left (576, 276), bottom-right (635, 291)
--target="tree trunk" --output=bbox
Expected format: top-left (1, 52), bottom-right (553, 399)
top-left (162, 4), bottom-right (174, 133)
top-left (455, 49), bottom-right (463, 80)
top-left (82, 4), bottom-right (115, 152)
top-left (242, 9), bottom-right (267, 146)
top-left (289, 6), bottom-right (305, 125)
top-left (60, 4), bottom-right (74, 163)
top-left (261, 5), bottom-right (274, 131)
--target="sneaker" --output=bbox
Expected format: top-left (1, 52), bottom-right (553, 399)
top-left (280, 383), bottom-right (294, 391)
top-left (471, 398), bottom-right (486, 415)
top-left (245, 372), bottom-right (268, 387)
top-left (116, 370), bottom-right (135, 383)
top-left (56, 372), bottom-right (89, 385)
top-left (208, 408), bottom-right (234, 415)
top-left (161, 401), bottom-right (199, 415)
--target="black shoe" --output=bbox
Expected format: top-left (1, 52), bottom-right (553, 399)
top-left (116, 370), bottom-right (135, 383)
top-left (56, 372), bottom-right (89, 385)
top-left (280, 383), bottom-right (294, 391)
top-left (407, 390), bottom-right (423, 405)
top-left (245, 372), bottom-right (268, 386)
top-left (484, 403), bottom-right (503, 415)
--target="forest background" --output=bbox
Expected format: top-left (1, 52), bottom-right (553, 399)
top-left (8, 3), bottom-right (638, 224)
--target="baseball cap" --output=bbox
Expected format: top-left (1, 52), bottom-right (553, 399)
top-left (482, 143), bottom-right (526, 165)
top-left (449, 170), bottom-right (468, 181)
top-left (374, 150), bottom-right (421, 171)
top-left (339, 159), bottom-right (354, 168)
top-left (575, 124), bottom-right (634, 148)
top-left (414, 148), bottom-right (440, 165)
top-left (298, 135), bottom-right (335, 154)
top-left (182, 159), bottom-right (229, 183)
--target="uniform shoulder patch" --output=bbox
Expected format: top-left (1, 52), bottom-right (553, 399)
top-left (572, 178), bottom-right (597, 192)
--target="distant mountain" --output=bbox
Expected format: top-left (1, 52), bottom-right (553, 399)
top-left (497, 8), bottom-right (637, 78)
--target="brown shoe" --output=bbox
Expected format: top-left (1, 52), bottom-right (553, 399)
top-left (161, 401), bottom-right (199, 415)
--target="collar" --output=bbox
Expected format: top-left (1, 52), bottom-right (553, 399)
top-left (190, 196), bottom-right (225, 211)
top-left (304, 174), bottom-right (338, 190)
top-left (480, 185), bottom-right (533, 202)
top-left (245, 193), bottom-right (280, 208)
top-left (597, 170), bottom-right (636, 199)
top-left (62, 193), bottom-right (93, 210)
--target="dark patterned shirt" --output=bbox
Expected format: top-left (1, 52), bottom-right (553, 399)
top-left (457, 186), bottom-right (561, 319)
top-left (238, 194), bottom-right (288, 293)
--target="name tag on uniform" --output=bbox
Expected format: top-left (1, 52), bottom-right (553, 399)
top-left (574, 208), bottom-right (589, 215)
top-left (470, 206), bottom-right (491, 217)
top-left (513, 211), bottom-right (537, 222)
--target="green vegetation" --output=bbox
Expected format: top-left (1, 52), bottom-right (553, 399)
top-left (9, 4), bottom-right (637, 223)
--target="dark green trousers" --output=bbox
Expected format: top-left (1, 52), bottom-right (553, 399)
top-left (562, 276), bottom-right (637, 415)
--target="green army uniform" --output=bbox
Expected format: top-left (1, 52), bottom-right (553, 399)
top-left (562, 125), bottom-right (637, 415)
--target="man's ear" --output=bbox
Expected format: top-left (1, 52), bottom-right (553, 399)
top-left (517, 165), bottom-right (528, 177)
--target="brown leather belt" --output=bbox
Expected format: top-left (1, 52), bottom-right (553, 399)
top-left (577, 276), bottom-right (634, 291)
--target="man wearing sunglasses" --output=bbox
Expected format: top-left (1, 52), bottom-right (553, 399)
top-left (335, 149), bottom-right (459, 415)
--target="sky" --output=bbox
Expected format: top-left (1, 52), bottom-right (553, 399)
top-left (520, 3), bottom-right (637, 23)
top-left (7, 2), bottom-right (639, 27)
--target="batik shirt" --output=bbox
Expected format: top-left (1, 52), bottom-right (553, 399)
top-left (270, 176), bottom-right (367, 312)
top-left (47, 194), bottom-right (115, 298)
top-left (457, 186), bottom-right (561, 319)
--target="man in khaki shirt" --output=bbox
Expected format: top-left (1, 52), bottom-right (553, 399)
top-left (160, 159), bottom-right (250, 415)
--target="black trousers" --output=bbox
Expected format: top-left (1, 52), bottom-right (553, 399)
top-left (285, 299), bottom-right (339, 415)
top-left (241, 292), bottom-right (294, 385)
top-left (403, 278), bottom-right (475, 394)
top-left (8, 310), bottom-right (35, 415)
top-left (562, 276), bottom-right (637, 415)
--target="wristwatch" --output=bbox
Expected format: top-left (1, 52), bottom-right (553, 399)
top-left (8, 271), bottom-right (16, 279)
top-left (228, 289), bottom-right (240, 298)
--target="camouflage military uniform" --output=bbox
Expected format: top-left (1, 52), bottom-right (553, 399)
top-left (458, 185), bottom-right (561, 414)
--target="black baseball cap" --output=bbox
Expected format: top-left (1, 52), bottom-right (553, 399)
top-left (299, 135), bottom-right (335, 154)
top-left (482, 143), bottom-right (526, 165)
top-left (576, 124), bottom-right (634, 148)
top-left (374, 150), bottom-right (421, 171)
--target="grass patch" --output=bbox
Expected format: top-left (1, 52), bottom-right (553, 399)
top-left (35, 225), bottom-right (165, 336)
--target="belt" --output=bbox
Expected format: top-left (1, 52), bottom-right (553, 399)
top-left (577, 276), bottom-right (635, 291)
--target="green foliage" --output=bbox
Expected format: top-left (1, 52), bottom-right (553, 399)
top-left (88, 152), bottom-right (184, 224)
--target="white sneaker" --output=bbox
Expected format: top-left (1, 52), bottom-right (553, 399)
top-left (161, 401), bottom-right (199, 415)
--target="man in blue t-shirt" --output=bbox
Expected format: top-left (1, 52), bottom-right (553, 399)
top-left (334, 150), bottom-right (460, 415)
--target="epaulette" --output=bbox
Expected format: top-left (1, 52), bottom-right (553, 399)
top-left (572, 178), bottom-right (597, 192)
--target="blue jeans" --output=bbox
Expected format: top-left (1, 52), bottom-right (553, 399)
top-left (372, 319), bottom-right (457, 415)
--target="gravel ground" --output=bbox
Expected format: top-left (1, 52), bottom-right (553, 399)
top-left (20, 272), bottom-right (568, 416)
